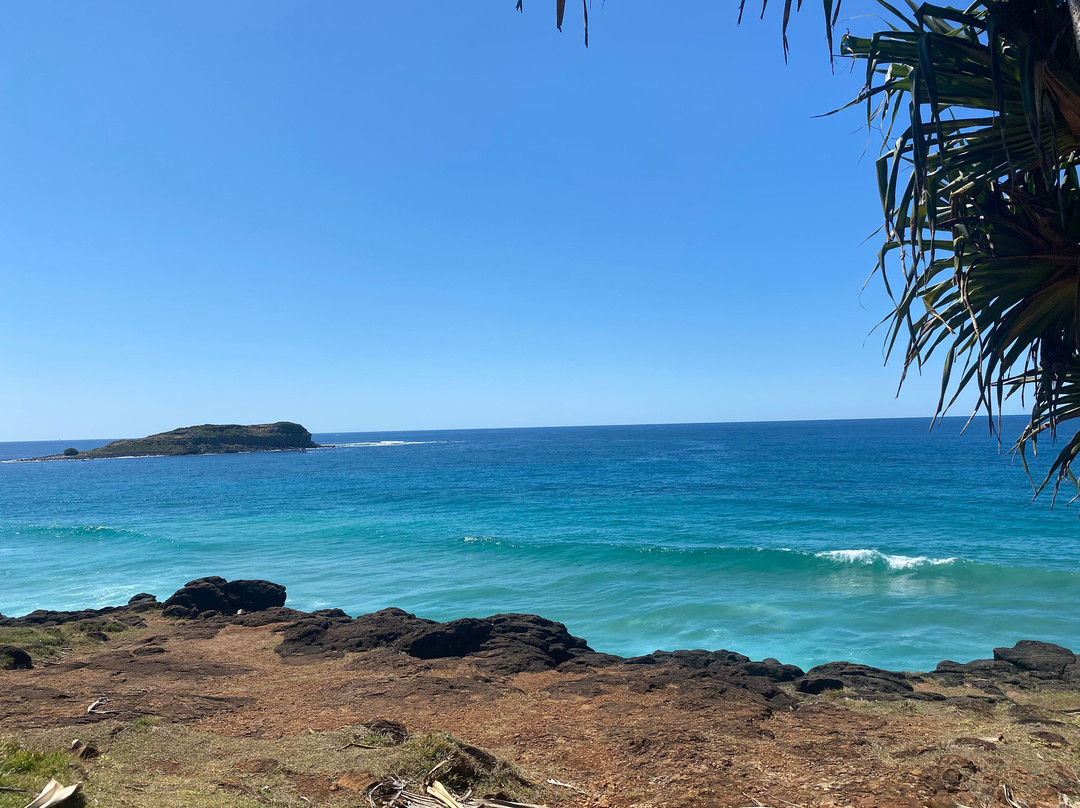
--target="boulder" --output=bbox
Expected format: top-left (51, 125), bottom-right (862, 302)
top-left (221, 579), bottom-right (286, 612)
top-left (162, 578), bottom-right (231, 617)
top-left (796, 662), bottom-right (914, 696)
top-left (162, 577), bottom-right (286, 619)
top-left (161, 604), bottom-right (194, 619)
top-left (926, 641), bottom-right (1080, 691)
top-left (0, 645), bottom-right (32, 670)
top-left (311, 608), bottom-right (350, 618)
top-left (397, 618), bottom-right (493, 659)
top-left (739, 657), bottom-right (805, 682)
top-left (392, 613), bottom-right (595, 674)
top-left (993, 641), bottom-right (1077, 679)
top-left (796, 676), bottom-right (844, 694)
top-left (187, 575), bottom-right (227, 587)
top-left (474, 613), bottom-right (592, 673)
top-left (127, 593), bottom-right (160, 612)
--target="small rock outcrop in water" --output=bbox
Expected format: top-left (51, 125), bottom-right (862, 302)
top-left (161, 576), bottom-right (287, 619)
top-left (29, 422), bottom-right (318, 461)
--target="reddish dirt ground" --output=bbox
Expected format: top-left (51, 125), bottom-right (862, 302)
top-left (4, 616), bottom-right (1080, 808)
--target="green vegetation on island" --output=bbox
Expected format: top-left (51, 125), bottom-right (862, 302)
top-left (37, 422), bottom-right (318, 461)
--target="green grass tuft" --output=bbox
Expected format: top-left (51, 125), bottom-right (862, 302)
top-left (0, 742), bottom-right (73, 808)
top-left (0, 627), bottom-right (70, 660)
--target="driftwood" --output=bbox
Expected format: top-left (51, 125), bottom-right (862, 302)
top-left (86, 698), bottom-right (119, 715)
top-left (545, 778), bottom-right (587, 794)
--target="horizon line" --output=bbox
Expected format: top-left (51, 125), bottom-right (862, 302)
top-left (2, 412), bottom-right (1030, 445)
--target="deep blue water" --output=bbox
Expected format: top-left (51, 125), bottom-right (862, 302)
top-left (1, 417), bottom-right (1078, 671)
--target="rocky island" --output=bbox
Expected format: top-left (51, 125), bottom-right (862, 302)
top-left (28, 422), bottom-right (319, 461)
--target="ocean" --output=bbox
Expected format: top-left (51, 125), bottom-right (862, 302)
top-left (1, 417), bottom-right (1077, 672)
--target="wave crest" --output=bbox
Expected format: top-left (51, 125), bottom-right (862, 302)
top-left (815, 549), bottom-right (957, 570)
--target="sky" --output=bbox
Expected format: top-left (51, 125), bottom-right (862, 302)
top-left (0, 2), bottom-right (1005, 441)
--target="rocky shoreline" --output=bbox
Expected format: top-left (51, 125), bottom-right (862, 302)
top-left (4, 576), bottom-right (1078, 706)
top-left (3, 577), bottom-right (1080, 808)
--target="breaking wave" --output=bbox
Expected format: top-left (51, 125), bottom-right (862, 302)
top-left (814, 549), bottom-right (958, 570)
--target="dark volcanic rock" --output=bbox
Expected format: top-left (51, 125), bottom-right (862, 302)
top-left (276, 609), bottom-right (593, 674)
top-left (398, 618), bottom-right (494, 659)
top-left (740, 657), bottom-right (805, 682)
top-left (162, 577), bottom-right (286, 618)
top-left (927, 641), bottom-right (1080, 691)
top-left (276, 608), bottom-right (436, 660)
top-left (311, 608), bottom-right (350, 619)
top-left (622, 649), bottom-right (804, 685)
top-left (221, 579), bottom-right (287, 611)
top-left (0, 606), bottom-right (146, 630)
top-left (795, 662), bottom-right (915, 696)
top-left (626, 649), bottom-right (750, 668)
top-left (557, 650), bottom-right (799, 712)
top-left (0, 645), bottom-right (33, 670)
top-left (127, 593), bottom-right (160, 612)
top-left (473, 613), bottom-right (593, 674)
top-left (796, 676), bottom-right (845, 695)
top-left (162, 578), bottom-right (229, 617)
top-left (993, 641), bottom-right (1077, 679)
top-left (230, 607), bottom-right (307, 627)
top-left (391, 612), bottom-right (594, 674)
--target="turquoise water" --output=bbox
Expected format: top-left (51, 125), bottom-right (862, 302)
top-left (1, 417), bottom-right (1078, 671)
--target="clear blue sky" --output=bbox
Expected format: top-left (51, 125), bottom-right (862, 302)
top-left (0, 2), bottom-right (991, 441)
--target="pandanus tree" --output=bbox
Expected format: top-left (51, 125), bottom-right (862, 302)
top-left (839, 2), bottom-right (1080, 501)
top-left (529, 1), bottom-right (1080, 500)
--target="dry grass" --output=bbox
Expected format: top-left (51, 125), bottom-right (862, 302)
top-left (2, 719), bottom-right (543, 808)
top-left (368, 731), bottom-right (534, 796)
top-left (0, 619), bottom-right (137, 663)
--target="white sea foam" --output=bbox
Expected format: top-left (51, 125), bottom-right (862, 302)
top-left (815, 548), bottom-right (958, 570)
top-left (462, 535), bottom-right (502, 545)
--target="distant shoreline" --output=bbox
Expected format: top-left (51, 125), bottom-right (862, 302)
top-left (1, 411), bottom-right (1039, 446)
top-left (6, 446), bottom-right (318, 464)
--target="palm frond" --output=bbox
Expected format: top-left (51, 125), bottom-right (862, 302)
top-left (843, 1), bottom-right (1080, 499)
